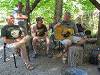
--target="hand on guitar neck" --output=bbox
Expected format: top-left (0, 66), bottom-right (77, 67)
top-left (85, 37), bottom-right (97, 44)
top-left (61, 31), bottom-right (71, 38)
top-left (54, 22), bottom-right (61, 29)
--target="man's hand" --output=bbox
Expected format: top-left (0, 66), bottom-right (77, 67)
top-left (54, 22), bottom-right (61, 29)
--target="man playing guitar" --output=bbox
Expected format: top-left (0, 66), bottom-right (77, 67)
top-left (54, 12), bottom-right (86, 62)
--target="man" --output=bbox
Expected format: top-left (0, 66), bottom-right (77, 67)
top-left (13, 2), bottom-right (27, 34)
top-left (54, 12), bottom-right (77, 51)
top-left (13, 1), bottom-right (25, 25)
top-left (54, 12), bottom-right (86, 62)
top-left (32, 17), bottom-right (52, 58)
top-left (16, 11), bottom-right (28, 34)
top-left (1, 15), bottom-right (34, 70)
top-left (76, 23), bottom-right (85, 36)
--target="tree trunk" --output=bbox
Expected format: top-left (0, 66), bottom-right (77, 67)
top-left (97, 12), bottom-right (100, 45)
top-left (89, 0), bottom-right (100, 10)
top-left (24, 0), bottom-right (41, 56)
top-left (54, 0), bottom-right (63, 23)
top-left (25, 0), bottom-right (41, 34)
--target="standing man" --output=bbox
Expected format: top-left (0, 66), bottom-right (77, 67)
top-left (16, 11), bottom-right (28, 34)
top-left (13, 2), bottom-right (27, 33)
top-left (1, 15), bottom-right (34, 70)
top-left (13, 1), bottom-right (24, 25)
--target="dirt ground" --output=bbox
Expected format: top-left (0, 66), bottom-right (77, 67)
top-left (0, 38), bottom-right (99, 75)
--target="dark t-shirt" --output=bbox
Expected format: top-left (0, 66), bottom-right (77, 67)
top-left (1, 25), bottom-right (22, 39)
top-left (34, 24), bottom-right (47, 37)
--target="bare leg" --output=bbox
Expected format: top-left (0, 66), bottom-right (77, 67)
top-left (32, 37), bottom-right (39, 54)
top-left (14, 36), bottom-right (30, 64)
top-left (14, 35), bottom-right (34, 70)
top-left (15, 35), bottom-right (31, 48)
top-left (45, 37), bottom-right (50, 54)
top-left (62, 39), bottom-right (72, 53)
top-left (20, 44), bottom-right (29, 64)
top-left (62, 39), bottom-right (72, 64)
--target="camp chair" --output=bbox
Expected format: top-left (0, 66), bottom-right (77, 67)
top-left (48, 25), bottom-right (64, 57)
top-left (33, 37), bottom-right (49, 56)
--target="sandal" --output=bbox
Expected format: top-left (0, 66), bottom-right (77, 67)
top-left (25, 63), bottom-right (35, 70)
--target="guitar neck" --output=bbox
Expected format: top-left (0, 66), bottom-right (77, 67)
top-left (87, 38), bottom-right (99, 42)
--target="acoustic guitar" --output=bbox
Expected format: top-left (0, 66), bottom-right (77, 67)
top-left (54, 25), bottom-right (74, 40)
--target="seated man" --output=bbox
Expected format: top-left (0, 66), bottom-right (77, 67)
top-left (54, 12), bottom-right (86, 62)
top-left (32, 17), bottom-right (52, 57)
top-left (1, 15), bottom-right (34, 70)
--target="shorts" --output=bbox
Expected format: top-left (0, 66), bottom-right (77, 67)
top-left (60, 39), bottom-right (72, 47)
top-left (6, 43), bottom-right (16, 48)
top-left (6, 43), bottom-right (16, 53)
top-left (60, 36), bottom-right (82, 47)
top-left (72, 36), bottom-right (82, 44)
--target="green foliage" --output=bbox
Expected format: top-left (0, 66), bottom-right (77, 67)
top-left (31, 0), bottom-right (55, 25)
top-left (0, 0), bottom-right (98, 33)
top-left (80, 0), bottom-right (95, 12)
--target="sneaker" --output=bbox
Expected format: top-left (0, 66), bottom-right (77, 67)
top-left (33, 53), bottom-right (39, 58)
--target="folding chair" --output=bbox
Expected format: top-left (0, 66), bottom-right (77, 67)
top-left (3, 43), bottom-right (17, 68)
top-left (50, 32), bottom-right (64, 54)
top-left (33, 38), bottom-right (47, 56)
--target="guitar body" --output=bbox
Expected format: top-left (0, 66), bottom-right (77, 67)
top-left (54, 25), bottom-right (74, 40)
top-left (54, 25), bottom-right (63, 40)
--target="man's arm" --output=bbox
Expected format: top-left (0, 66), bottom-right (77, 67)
top-left (2, 37), bottom-right (7, 43)
top-left (44, 26), bottom-right (48, 37)
top-left (2, 37), bottom-right (14, 43)
top-left (31, 26), bottom-right (36, 37)
top-left (17, 14), bottom-right (28, 20)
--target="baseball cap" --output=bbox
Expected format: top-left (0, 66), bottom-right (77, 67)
top-left (36, 17), bottom-right (44, 21)
top-left (64, 11), bottom-right (71, 16)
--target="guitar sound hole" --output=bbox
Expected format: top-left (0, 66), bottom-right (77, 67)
top-left (62, 32), bottom-right (71, 37)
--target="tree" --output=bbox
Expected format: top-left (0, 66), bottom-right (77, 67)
top-left (25, 0), bottom-right (41, 21)
top-left (89, 0), bottom-right (100, 43)
top-left (25, 0), bottom-right (41, 15)
top-left (25, 0), bottom-right (41, 34)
